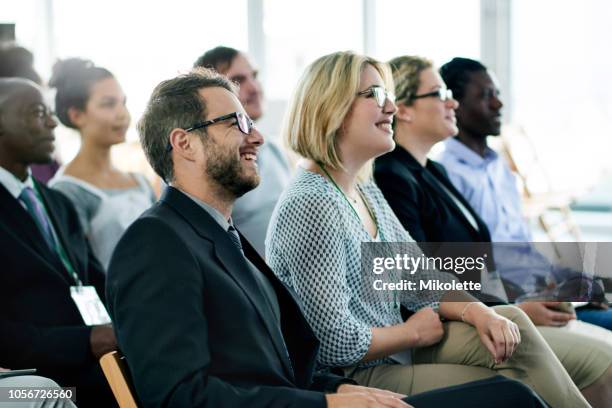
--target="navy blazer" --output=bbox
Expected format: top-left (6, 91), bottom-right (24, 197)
top-left (375, 145), bottom-right (498, 290)
top-left (107, 187), bottom-right (349, 408)
top-left (0, 180), bottom-right (112, 406)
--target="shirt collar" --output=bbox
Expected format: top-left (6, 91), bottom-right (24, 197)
top-left (0, 166), bottom-right (35, 199)
top-left (176, 187), bottom-right (232, 231)
top-left (444, 137), bottom-right (498, 168)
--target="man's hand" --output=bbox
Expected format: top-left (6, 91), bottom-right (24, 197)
top-left (90, 324), bottom-right (117, 359)
top-left (464, 306), bottom-right (521, 364)
top-left (402, 307), bottom-right (444, 348)
top-left (328, 384), bottom-right (412, 407)
top-left (0, 367), bottom-right (9, 372)
top-left (517, 302), bottom-right (575, 327)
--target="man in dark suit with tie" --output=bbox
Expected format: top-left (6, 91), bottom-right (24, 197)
top-left (106, 67), bottom-right (551, 408)
top-left (0, 78), bottom-right (116, 407)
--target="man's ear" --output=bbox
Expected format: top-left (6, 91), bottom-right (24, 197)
top-left (168, 128), bottom-right (198, 162)
top-left (395, 103), bottom-right (413, 123)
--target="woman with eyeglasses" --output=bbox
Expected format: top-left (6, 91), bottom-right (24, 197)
top-left (265, 51), bottom-right (588, 407)
top-left (48, 58), bottom-right (156, 269)
top-left (374, 55), bottom-right (612, 408)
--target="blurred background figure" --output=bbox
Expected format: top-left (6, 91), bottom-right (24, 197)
top-left (48, 58), bottom-right (155, 269)
top-left (438, 57), bottom-right (612, 330)
top-left (0, 42), bottom-right (42, 84)
top-left (194, 46), bottom-right (291, 258)
top-left (0, 42), bottom-right (61, 183)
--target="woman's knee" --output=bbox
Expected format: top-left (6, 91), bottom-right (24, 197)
top-left (493, 305), bottom-right (532, 327)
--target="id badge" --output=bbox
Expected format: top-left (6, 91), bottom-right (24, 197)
top-left (70, 286), bottom-right (112, 325)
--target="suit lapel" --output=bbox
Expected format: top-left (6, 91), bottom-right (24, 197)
top-left (162, 187), bottom-right (296, 381)
top-left (36, 181), bottom-right (83, 276)
top-left (213, 236), bottom-right (296, 382)
top-left (0, 184), bottom-right (66, 273)
top-left (427, 164), bottom-right (492, 242)
top-left (392, 146), bottom-right (488, 240)
top-left (241, 235), bottom-right (318, 386)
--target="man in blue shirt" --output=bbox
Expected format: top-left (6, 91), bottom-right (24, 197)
top-left (437, 57), bottom-right (612, 330)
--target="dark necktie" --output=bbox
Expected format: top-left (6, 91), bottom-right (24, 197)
top-left (228, 224), bottom-right (293, 375)
top-left (227, 225), bottom-right (243, 252)
top-left (19, 186), bottom-right (57, 252)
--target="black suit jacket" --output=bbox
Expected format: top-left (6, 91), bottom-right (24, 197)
top-left (0, 179), bottom-right (112, 405)
top-left (107, 187), bottom-right (349, 408)
top-left (375, 146), bottom-right (498, 288)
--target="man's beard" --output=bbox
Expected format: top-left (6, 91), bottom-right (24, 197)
top-left (205, 142), bottom-right (260, 198)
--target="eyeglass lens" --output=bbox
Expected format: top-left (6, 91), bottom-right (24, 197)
top-left (372, 87), bottom-right (395, 107)
top-left (440, 89), bottom-right (453, 101)
top-left (236, 112), bottom-right (252, 134)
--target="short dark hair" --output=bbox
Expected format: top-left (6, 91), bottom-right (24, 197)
top-left (0, 43), bottom-right (42, 85)
top-left (439, 57), bottom-right (487, 101)
top-left (48, 58), bottom-right (113, 129)
top-left (138, 67), bottom-right (236, 183)
top-left (193, 46), bottom-right (239, 74)
top-left (0, 77), bottom-right (39, 112)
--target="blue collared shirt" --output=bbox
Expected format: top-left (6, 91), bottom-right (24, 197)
top-left (438, 137), bottom-right (532, 242)
top-left (0, 165), bottom-right (36, 203)
top-left (438, 138), bottom-right (562, 292)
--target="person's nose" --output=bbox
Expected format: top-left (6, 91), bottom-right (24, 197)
top-left (118, 103), bottom-right (130, 121)
top-left (384, 97), bottom-right (398, 115)
top-left (446, 97), bottom-right (459, 110)
top-left (247, 126), bottom-right (264, 146)
top-left (46, 113), bottom-right (58, 129)
top-left (245, 76), bottom-right (263, 95)
top-left (491, 94), bottom-right (503, 110)
top-left (242, 78), bottom-right (257, 95)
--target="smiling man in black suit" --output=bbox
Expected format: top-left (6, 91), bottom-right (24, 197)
top-left (106, 67), bottom-right (421, 408)
top-left (0, 78), bottom-right (116, 407)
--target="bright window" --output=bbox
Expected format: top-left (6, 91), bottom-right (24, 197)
top-left (263, 0), bottom-right (363, 101)
top-left (374, 0), bottom-right (480, 66)
top-left (511, 0), bottom-right (612, 191)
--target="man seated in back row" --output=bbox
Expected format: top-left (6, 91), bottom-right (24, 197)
top-left (0, 78), bottom-right (116, 407)
top-left (194, 46), bottom-right (291, 258)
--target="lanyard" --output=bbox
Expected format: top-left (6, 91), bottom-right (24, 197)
top-left (33, 183), bottom-right (83, 287)
top-left (317, 164), bottom-right (398, 308)
top-left (317, 163), bottom-right (385, 241)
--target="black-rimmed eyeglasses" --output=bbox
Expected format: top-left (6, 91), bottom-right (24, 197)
top-left (357, 86), bottom-right (396, 108)
top-left (411, 88), bottom-right (454, 102)
top-left (166, 112), bottom-right (254, 152)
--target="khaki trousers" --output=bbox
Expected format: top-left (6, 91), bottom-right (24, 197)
top-left (346, 305), bottom-right (591, 408)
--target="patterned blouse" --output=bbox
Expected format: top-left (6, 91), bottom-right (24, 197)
top-left (266, 168), bottom-right (455, 368)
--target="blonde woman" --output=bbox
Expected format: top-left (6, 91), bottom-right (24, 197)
top-left (265, 51), bottom-right (589, 408)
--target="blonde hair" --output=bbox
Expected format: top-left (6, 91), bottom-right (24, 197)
top-left (283, 51), bottom-right (393, 176)
top-left (388, 55), bottom-right (433, 106)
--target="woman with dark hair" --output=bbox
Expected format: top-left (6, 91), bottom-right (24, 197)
top-left (49, 58), bottom-right (155, 268)
top-left (374, 55), bottom-right (612, 408)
